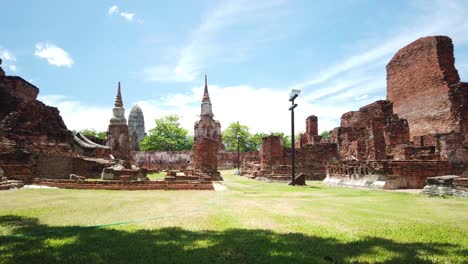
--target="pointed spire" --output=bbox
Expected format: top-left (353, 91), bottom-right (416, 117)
top-left (203, 74), bottom-right (210, 100)
top-left (115, 81), bottom-right (123, 107)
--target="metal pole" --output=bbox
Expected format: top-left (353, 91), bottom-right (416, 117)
top-left (237, 136), bottom-right (240, 172)
top-left (291, 99), bottom-right (295, 186)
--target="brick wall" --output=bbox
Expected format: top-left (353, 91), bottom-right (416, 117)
top-left (193, 137), bottom-right (218, 173)
top-left (387, 36), bottom-right (462, 137)
top-left (32, 178), bottom-right (214, 190)
top-left (327, 160), bottom-right (453, 189)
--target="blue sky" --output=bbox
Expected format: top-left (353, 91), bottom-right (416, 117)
top-left (1, 0), bottom-right (468, 134)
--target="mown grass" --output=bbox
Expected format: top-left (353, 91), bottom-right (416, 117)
top-left (0, 169), bottom-right (467, 263)
top-left (147, 172), bottom-right (166, 180)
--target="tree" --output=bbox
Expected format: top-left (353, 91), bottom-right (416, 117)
top-left (320, 131), bottom-right (330, 140)
top-left (139, 115), bottom-right (193, 151)
top-left (222, 122), bottom-right (252, 152)
top-left (249, 132), bottom-right (269, 151)
top-left (80, 129), bottom-right (106, 140)
top-left (269, 132), bottom-right (292, 149)
top-left (248, 132), bottom-right (293, 150)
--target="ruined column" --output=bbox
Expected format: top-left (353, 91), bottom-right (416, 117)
top-left (106, 82), bottom-right (130, 159)
top-left (192, 75), bottom-right (222, 180)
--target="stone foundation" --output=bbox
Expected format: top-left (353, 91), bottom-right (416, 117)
top-left (324, 160), bottom-right (453, 189)
top-left (32, 178), bottom-right (214, 191)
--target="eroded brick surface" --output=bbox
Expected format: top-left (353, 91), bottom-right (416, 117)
top-left (387, 36), bottom-right (462, 137)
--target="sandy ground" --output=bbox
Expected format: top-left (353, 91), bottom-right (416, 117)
top-left (384, 189), bottom-right (421, 194)
top-left (213, 182), bottom-right (227, 191)
top-left (23, 185), bottom-right (58, 189)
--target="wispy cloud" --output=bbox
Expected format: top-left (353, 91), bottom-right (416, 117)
top-left (0, 47), bottom-right (18, 74)
top-left (39, 95), bottom-right (110, 131)
top-left (292, 0), bottom-right (468, 92)
top-left (285, 0), bottom-right (468, 132)
top-left (108, 5), bottom-right (143, 23)
top-left (143, 0), bottom-right (287, 83)
top-left (0, 48), bottom-right (16, 62)
top-left (120, 12), bottom-right (135, 21)
top-left (108, 5), bottom-right (119, 15)
top-left (34, 42), bottom-right (74, 68)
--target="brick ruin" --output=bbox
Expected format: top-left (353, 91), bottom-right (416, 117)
top-left (128, 104), bottom-right (145, 151)
top-left (0, 59), bottom-right (113, 184)
top-left (131, 150), bottom-right (239, 171)
top-left (106, 82), bottom-right (131, 159)
top-left (0, 59), bottom-right (215, 191)
top-left (240, 118), bottom-right (338, 182)
top-left (241, 35), bottom-right (467, 189)
top-left (189, 75), bottom-right (222, 180)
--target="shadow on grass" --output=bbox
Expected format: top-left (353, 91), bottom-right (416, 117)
top-left (0, 215), bottom-right (465, 264)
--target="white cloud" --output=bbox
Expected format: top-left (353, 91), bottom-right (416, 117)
top-left (120, 12), bottom-right (135, 21)
top-left (108, 5), bottom-right (142, 23)
top-left (0, 49), bottom-right (16, 62)
top-left (143, 0), bottom-right (287, 83)
top-left (108, 5), bottom-right (119, 15)
top-left (1, 48), bottom-right (18, 74)
top-left (292, 0), bottom-right (468, 93)
top-left (282, 0), bottom-right (468, 132)
top-left (135, 83), bottom-right (348, 135)
top-left (38, 95), bottom-right (110, 132)
top-left (34, 42), bottom-right (74, 68)
top-left (41, 0), bottom-right (468, 137)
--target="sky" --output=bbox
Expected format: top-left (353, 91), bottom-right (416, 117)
top-left (1, 0), bottom-right (468, 135)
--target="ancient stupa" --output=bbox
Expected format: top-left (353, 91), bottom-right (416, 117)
top-left (128, 105), bottom-right (145, 151)
top-left (192, 75), bottom-right (222, 180)
top-left (105, 82), bottom-right (130, 159)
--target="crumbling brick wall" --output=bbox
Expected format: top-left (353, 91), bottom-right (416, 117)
top-left (330, 100), bottom-right (410, 161)
top-left (296, 143), bottom-right (338, 180)
top-left (387, 36), bottom-right (462, 137)
top-left (193, 137), bottom-right (218, 173)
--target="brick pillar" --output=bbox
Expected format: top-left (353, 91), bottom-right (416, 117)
top-left (306, 115), bottom-right (318, 136)
top-left (193, 137), bottom-right (218, 173)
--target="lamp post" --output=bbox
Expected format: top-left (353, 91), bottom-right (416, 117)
top-left (289, 89), bottom-right (301, 186)
top-left (236, 134), bottom-right (240, 174)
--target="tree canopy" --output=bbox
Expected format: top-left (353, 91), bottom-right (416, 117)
top-left (139, 115), bottom-right (193, 151)
top-left (320, 131), bottom-right (330, 140)
top-left (80, 129), bottom-right (106, 140)
top-left (221, 122), bottom-right (294, 152)
top-left (222, 122), bottom-right (254, 152)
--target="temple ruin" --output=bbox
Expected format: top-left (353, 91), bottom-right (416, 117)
top-left (0, 58), bottom-right (112, 184)
top-left (0, 59), bottom-right (214, 190)
top-left (190, 75), bottom-right (222, 180)
top-left (240, 35), bottom-right (467, 190)
top-left (128, 105), bottom-right (145, 151)
top-left (105, 82), bottom-right (131, 159)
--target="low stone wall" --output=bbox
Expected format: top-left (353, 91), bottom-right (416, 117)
top-left (131, 150), bottom-right (239, 170)
top-left (32, 179), bottom-right (214, 191)
top-left (35, 156), bottom-right (109, 179)
top-left (132, 150), bottom-right (191, 170)
top-left (324, 160), bottom-right (453, 189)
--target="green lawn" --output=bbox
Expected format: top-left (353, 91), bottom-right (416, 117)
top-left (0, 170), bottom-right (467, 263)
top-left (147, 172), bottom-right (166, 180)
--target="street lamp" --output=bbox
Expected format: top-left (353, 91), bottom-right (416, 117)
top-left (236, 134), bottom-right (240, 175)
top-left (289, 89), bottom-right (301, 186)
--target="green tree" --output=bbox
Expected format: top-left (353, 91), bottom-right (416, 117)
top-left (249, 132), bottom-right (269, 151)
top-left (139, 115), bottom-right (193, 151)
top-left (269, 132), bottom-right (292, 149)
top-left (80, 129), bottom-right (106, 140)
top-left (222, 122), bottom-right (252, 152)
top-left (320, 131), bottom-right (330, 140)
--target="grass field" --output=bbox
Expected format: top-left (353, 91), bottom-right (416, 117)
top-left (146, 172), bottom-right (166, 180)
top-left (0, 170), bottom-right (467, 263)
